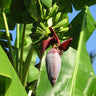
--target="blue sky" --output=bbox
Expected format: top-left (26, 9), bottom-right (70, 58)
top-left (10, 5), bottom-right (96, 73)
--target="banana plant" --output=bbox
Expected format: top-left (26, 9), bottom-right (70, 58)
top-left (41, 27), bottom-right (72, 87)
top-left (0, 0), bottom-right (96, 96)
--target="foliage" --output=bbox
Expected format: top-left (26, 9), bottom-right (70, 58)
top-left (0, 0), bottom-right (96, 96)
top-left (0, 46), bottom-right (27, 96)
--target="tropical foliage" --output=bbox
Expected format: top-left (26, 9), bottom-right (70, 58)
top-left (0, 0), bottom-right (96, 96)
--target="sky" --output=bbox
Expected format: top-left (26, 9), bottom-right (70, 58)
top-left (10, 5), bottom-right (96, 73)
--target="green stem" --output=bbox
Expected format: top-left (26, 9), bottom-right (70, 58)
top-left (16, 24), bottom-right (19, 74)
top-left (1, 8), bottom-right (15, 67)
top-left (19, 24), bottom-right (26, 81)
top-left (22, 46), bottom-right (33, 87)
top-left (38, 0), bottom-right (43, 17)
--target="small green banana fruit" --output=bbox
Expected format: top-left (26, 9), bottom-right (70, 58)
top-left (54, 12), bottom-right (61, 24)
top-left (53, 18), bottom-right (68, 29)
top-left (48, 3), bottom-right (58, 17)
top-left (41, 8), bottom-right (47, 19)
top-left (40, 22), bottom-right (50, 35)
top-left (57, 27), bottom-right (69, 32)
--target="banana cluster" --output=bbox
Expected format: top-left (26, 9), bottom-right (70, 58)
top-left (41, 3), bottom-right (69, 35)
top-left (31, 3), bottom-right (70, 44)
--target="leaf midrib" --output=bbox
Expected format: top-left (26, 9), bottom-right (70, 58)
top-left (69, 8), bottom-right (87, 96)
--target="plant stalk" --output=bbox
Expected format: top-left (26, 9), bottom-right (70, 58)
top-left (22, 46), bottom-right (33, 87)
top-left (19, 24), bottom-right (26, 81)
top-left (38, 0), bottom-right (43, 17)
top-left (16, 24), bottom-right (19, 74)
top-left (1, 8), bottom-right (15, 68)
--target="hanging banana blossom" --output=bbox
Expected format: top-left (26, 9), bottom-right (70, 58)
top-left (42, 27), bottom-right (72, 87)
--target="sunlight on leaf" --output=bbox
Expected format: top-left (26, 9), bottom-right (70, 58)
top-left (0, 46), bottom-right (27, 96)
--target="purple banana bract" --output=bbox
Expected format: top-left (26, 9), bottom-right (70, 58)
top-left (46, 48), bottom-right (61, 87)
top-left (42, 27), bottom-right (72, 87)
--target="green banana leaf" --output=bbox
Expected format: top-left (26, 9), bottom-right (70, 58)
top-left (36, 6), bottom-right (96, 96)
top-left (36, 47), bottom-right (76, 96)
top-left (10, 0), bottom-right (36, 24)
top-left (24, 0), bottom-right (38, 20)
top-left (66, 6), bottom-right (96, 49)
top-left (0, 8), bottom-right (15, 30)
top-left (23, 24), bottom-right (39, 83)
top-left (36, 45), bottom-right (96, 96)
top-left (27, 65), bottom-right (39, 83)
top-left (41, 0), bottom-right (52, 8)
top-left (0, 46), bottom-right (27, 96)
top-left (0, 0), bottom-right (16, 30)
top-left (0, 0), bottom-right (11, 9)
top-left (56, 0), bottom-right (96, 12)
top-left (72, 0), bottom-right (96, 11)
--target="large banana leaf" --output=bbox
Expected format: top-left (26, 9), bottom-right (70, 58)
top-left (54, 0), bottom-right (96, 12)
top-left (36, 47), bottom-right (76, 96)
top-left (0, 46), bottom-right (27, 96)
top-left (0, 0), bottom-right (11, 9)
top-left (41, 0), bottom-right (52, 8)
top-left (36, 45), bottom-right (96, 96)
top-left (23, 24), bottom-right (39, 83)
top-left (0, 8), bottom-right (15, 30)
top-left (66, 7), bottom-right (96, 49)
top-left (36, 6), bottom-right (96, 96)
top-left (0, 0), bottom-right (16, 30)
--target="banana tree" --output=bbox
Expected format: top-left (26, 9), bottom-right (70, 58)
top-left (0, 0), bottom-right (96, 96)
